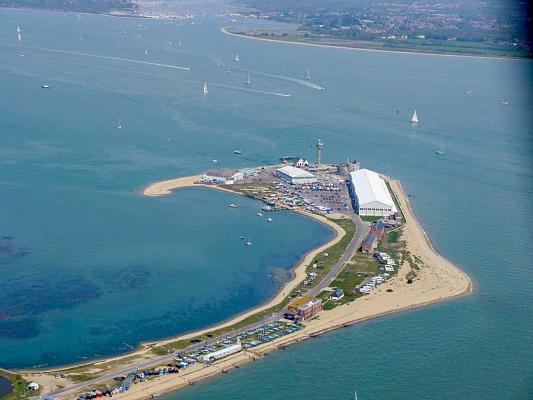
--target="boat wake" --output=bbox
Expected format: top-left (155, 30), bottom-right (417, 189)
top-left (243, 69), bottom-right (324, 90)
top-left (211, 83), bottom-right (291, 97)
top-left (0, 43), bottom-right (191, 71)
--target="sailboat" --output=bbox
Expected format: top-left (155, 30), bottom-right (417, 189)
top-left (234, 53), bottom-right (240, 62)
top-left (245, 73), bottom-right (251, 85)
top-left (245, 236), bottom-right (252, 246)
top-left (16, 25), bottom-right (22, 42)
top-left (144, 49), bottom-right (148, 55)
top-left (117, 119), bottom-right (123, 130)
top-left (203, 82), bottom-right (208, 95)
top-left (435, 142), bottom-right (444, 155)
top-left (410, 110), bottom-right (419, 124)
top-left (306, 67), bottom-right (311, 81)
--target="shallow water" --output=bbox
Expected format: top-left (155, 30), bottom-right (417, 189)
top-left (0, 8), bottom-right (532, 398)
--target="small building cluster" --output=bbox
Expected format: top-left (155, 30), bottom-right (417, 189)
top-left (361, 220), bottom-right (386, 253)
top-left (284, 296), bottom-right (323, 321)
top-left (202, 168), bottom-right (244, 184)
top-left (202, 338), bottom-right (242, 362)
top-left (374, 252), bottom-right (396, 272)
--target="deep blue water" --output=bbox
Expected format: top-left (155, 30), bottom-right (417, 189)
top-left (0, 376), bottom-right (12, 398)
top-left (0, 7), bottom-right (532, 398)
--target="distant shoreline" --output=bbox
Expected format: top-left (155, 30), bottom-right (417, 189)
top-left (221, 27), bottom-right (530, 61)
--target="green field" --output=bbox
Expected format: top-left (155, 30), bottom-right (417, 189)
top-left (0, 370), bottom-right (35, 400)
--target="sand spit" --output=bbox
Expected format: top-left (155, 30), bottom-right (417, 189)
top-left (23, 174), bottom-right (471, 399)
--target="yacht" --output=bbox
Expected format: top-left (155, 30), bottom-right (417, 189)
top-left (233, 150), bottom-right (242, 155)
top-left (245, 73), bottom-right (251, 85)
top-left (256, 212), bottom-right (263, 217)
top-left (267, 217), bottom-right (273, 222)
top-left (41, 84), bottom-right (50, 89)
top-left (234, 53), bottom-right (240, 62)
top-left (17, 25), bottom-right (21, 42)
top-left (245, 236), bottom-right (252, 246)
top-left (229, 203), bottom-right (237, 208)
top-left (203, 82), bottom-right (208, 95)
top-left (501, 99), bottom-right (510, 105)
top-left (306, 67), bottom-right (311, 81)
top-left (435, 142), bottom-right (444, 155)
top-left (410, 110), bottom-right (419, 124)
top-left (117, 119), bottom-right (123, 130)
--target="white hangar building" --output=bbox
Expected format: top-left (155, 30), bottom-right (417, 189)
top-left (349, 169), bottom-right (397, 217)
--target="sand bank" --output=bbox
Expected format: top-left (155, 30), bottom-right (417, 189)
top-left (26, 174), bottom-right (470, 399)
top-left (221, 27), bottom-right (519, 61)
top-left (86, 177), bottom-right (471, 400)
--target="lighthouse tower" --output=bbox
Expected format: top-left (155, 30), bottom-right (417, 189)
top-left (316, 139), bottom-right (324, 166)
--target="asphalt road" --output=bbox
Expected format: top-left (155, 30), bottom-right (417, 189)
top-left (39, 213), bottom-right (368, 399)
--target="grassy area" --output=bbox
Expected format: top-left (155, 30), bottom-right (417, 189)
top-left (0, 370), bottom-right (35, 400)
top-left (360, 215), bottom-right (380, 222)
top-left (239, 32), bottom-right (532, 58)
top-left (152, 217), bottom-right (355, 356)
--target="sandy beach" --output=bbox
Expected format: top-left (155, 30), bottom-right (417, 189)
top-left (69, 176), bottom-right (471, 400)
top-left (220, 27), bottom-right (520, 61)
top-left (23, 174), bottom-right (471, 400)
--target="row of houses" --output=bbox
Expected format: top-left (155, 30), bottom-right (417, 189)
top-left (361, 220), bottom-right (386, 253)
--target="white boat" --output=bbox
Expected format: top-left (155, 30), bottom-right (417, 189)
top-left (233, 150), bottom-right (242, 155)
top-left (234, 53), bottom-right (240, 62)
top-left (410, 110), bottom-right (419, 124)
top-left (40, 84), bottom-right (50, 89)
top-left (117, 119), bottom-right (123, 130)
top-left (229, 203), bottom-right (237, 208)
top-left (267, 217), bottom-right (273, 222)
top-left (145, 49), bottom-right (148, 55)
top-left (245, 73), bottom-right (251, 85)
top-left (306, 67), bottom-right (310, 81)
top-left (212, 159), bottom-right (218, 163)
top-left (256, 212), bottom-right (263, 217)
top-left (17, 25), bottom-right (21, 42)
top-left (203, 82), bottom-right (208, 95)
top-left (501, 99), bottom-right (510, 105)
top-left (245, 236), bottom-right (252, 246)
top-left (435, 142), bottom-right (444, 155)
top-left (240, 235), bottom-right (244, 240)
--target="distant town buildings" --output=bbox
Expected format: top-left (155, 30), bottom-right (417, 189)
top-left (276, 165), bottom-right (317, 185)
top-left (349, 169), bottom-right (397, 217)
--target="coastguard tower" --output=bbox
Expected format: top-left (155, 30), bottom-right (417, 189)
top-left (316, 139), bottom-right (324, 166)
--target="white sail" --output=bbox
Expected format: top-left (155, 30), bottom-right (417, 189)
top-left (411, 110), bottom-right (419, 123)
top-left (245, 73), bottom-right (251, 85)
top-left (203, 82), bottom-right (208, 94)
top-left (306, 68), bottom-right (311, 81)
top-left (234, 53), bottom-right (239, 62)
top-left (17, 25), bottom-right (21, 42)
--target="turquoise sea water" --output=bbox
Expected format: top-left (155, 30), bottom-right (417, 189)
top-left (0, 8), bottom-right (532, 398)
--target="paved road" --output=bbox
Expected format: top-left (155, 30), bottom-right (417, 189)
top-left (40, 213), bottom-right (368, 399)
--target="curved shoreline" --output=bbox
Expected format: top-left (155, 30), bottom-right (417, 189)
top-left (15, 176), bottom-right (345, 374)
top-left (221, 27), bottom-right (527, 61)
top-left (19, 173), bottom-right (472, 400)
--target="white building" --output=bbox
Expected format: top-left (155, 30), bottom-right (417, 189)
top-left (202, 339), bottom-right (242, 362)
top-left (276, 166), bottom-right (317, 185)
top-left (349, 169), bottom-right (397, 217)
top-left (202, 169), bottom-right (244, 184)
top-left (294, 158), bottom-right (309, 168)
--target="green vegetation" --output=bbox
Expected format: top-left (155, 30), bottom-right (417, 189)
top-left (0, 370), bottom-right (35, 400)
top-left (360, 215), bottom-right (380, 222)
top-left (239, 0), bottom-right (531, 58)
